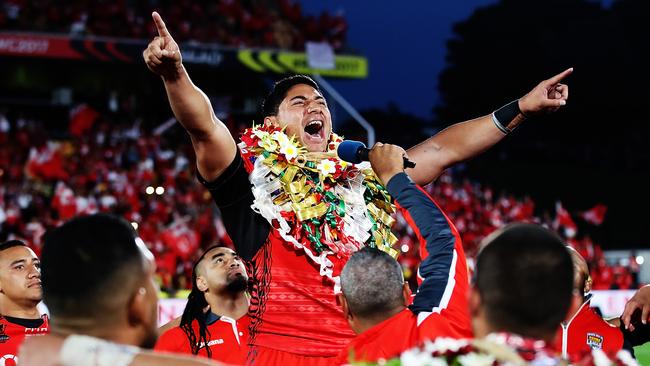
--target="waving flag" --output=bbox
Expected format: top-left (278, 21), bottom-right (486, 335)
top-left (580, 204), bottom-right (607, 226)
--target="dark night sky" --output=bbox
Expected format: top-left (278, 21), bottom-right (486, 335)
top-left (301, 0), bottom-right (613, 120)
top-left (301, 0), bottom-right (498, 119)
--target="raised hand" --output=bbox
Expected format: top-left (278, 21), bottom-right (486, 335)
top-left (519, 68), bottom-right (573, 115)
top-left (143, 12), bottom-right (182, 80)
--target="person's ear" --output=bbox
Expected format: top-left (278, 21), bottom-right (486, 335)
top-left (469, 287), bottom-right (482, 318)
top-left (128, 287), bottom-right (150, 326)
top-left (338, 293), bottom-right (353, 322)
top-left (584, 275), bottom-right (593, 294)
top-left (196, 275), bottom-right (208, 292)
top-left (264, 116), bottom-right (279, 127)
top-left (402, 283), bottom-right (412, 306)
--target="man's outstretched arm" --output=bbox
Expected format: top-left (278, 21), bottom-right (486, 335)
top-left (143, 12), bottom-right (237, 182)
top-left (406, 68), bottom-right (572, 186)
top-left (369, 144), bottom-right (460, 313)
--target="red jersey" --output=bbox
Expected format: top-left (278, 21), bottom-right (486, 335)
top-left (331, 310), bottom-right (457, 365)
top-left (0, 314), bottom-right (50, 363)
top-left (155, 313), bottom-right (250, 365)
top-left (555, 298), bottom-right (623, 362)
top-left (200, 152), bottom-right (357, 359)
top-left (201, 154), bottom-right (469, 362)
top-left (248, 233), bottom-right (355, 356)
top-left (333, 174), bottom-right (472, 365)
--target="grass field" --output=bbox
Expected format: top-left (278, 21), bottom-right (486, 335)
top-left (636, 344), bottom-right (650, 365)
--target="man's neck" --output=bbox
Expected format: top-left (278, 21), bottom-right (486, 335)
top-left (205, 291), bottom-right (249, 320)
top-left (1, 299), bottom-right (41, 319)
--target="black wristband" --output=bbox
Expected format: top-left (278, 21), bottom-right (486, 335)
top-left (493, 99), bottom-right (524, 134)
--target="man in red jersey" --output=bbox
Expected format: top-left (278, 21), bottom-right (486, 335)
top-left (332, 143), bottom-right (470, 364)
top-left (556, 247), bottom-right (650, 361)
top-left (361, 225), bottom-right (640, 365)
top-left (144, 10), bottom-right (570, 364)
top-left (0, 240), bottom-right (49, 364)
top-left (155, 246), bottom-right (250, 364)
top-left (555, 247), bottom-right (623, 361)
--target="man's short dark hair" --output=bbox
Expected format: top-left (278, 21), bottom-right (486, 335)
top-left (340, 247), bottom-right (404, 319)
top-left (475, 223), bottom-right (573, 339)
top-left (0, 239), bottom-right (27, 252)
top-left (42, 214), bottom-right (143, 319)
top-left (261, 74), bottom-right (321, 117)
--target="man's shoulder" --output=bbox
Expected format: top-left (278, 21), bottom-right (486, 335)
top-left (577, 306), bottom-right (622, 334)
top-left (358, 310), bottom-right (416, 341)
top-left (335, 337), bottom-right (404, 366)
top-left (338, 310), bottom-right (417, 364)
top-left (155, 326), bottom-right (191, 351)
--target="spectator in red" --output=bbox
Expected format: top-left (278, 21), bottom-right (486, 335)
top-left (592, 257), bottom-right (614, 290)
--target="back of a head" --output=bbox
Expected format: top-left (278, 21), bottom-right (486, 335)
top-left (340, 247), bottom-right (404, 320)
top-left (261, 74), bottom-right (321, 117)
top-left (42, 214), bottom-right (143, 320)
top-left (567, 246), bottom-right (591, 295)
top-left (475, 223), bottom-right (573, 339)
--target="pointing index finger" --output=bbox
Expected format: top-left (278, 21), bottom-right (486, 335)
top-left (545, 67), bottom-right (573, 86)
top-left (152, 11), bottom-right (171, 38)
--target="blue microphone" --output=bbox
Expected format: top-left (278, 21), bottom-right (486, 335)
top-left (336, 140), bottom-right (416, 168)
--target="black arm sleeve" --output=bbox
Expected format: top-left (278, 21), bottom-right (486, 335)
top-left (197, 152), bottom-right (270, 261)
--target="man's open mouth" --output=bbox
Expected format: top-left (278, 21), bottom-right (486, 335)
top-left (303, 119), bottom-right (325, 145)
top-left (304, 120), bottom-right (324, 137)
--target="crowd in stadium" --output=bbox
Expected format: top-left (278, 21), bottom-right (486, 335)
top-left (0, 0), bottom-right (347, 50)
top-left (2, 2), bottom-right (649, 364)
top-left (0, 107), bottom-right (639, 294)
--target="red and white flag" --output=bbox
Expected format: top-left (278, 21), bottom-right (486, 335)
top-left (580, 204), bottom-right (607, 226)
top-left (554, 201), bottom-right (577, 238)
top-left (69, 104), bottom-right (99, 136)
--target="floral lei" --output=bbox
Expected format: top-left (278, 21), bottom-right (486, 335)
top-left (351, 334), bottom-right (638, 366)
top-left (238, 123), bottom-right (398, 284)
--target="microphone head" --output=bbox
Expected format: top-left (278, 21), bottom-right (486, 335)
top-left (337, 140), bottom-right (366, 164)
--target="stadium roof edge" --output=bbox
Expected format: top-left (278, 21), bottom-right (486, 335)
top-left (0, 31), bottom-right (368, 79)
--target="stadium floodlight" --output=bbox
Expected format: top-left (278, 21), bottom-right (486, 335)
top-left (145, 186), bottom-right (155, 195)
top-left (156, 186), bottom-right (165, 195)
top-left (637, 256), bottom-right (645, 265)
top-left (401, 244), bottom-right (410, 253)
